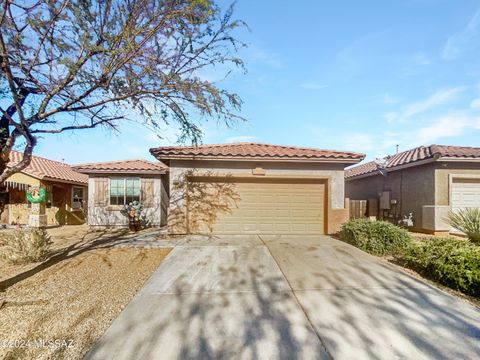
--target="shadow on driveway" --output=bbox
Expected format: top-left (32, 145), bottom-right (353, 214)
top-left (87, 234), bottom-right (480, 360)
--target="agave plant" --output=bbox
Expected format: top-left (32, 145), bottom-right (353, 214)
top-left (447, 208), bottom-right (480, 244)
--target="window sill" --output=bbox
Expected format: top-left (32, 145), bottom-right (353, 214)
top-left (106, 205), bottom-right (124, 211)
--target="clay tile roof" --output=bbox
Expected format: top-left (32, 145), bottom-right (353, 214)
top-left (431, 144), bottom-right (480, 158)
top-left (150, 142), bottom-right (365, 162)
top-left (346, 144), bottom-right (480, 179)
top-left (8, 151), bottom-right (88, 184)
top-left (345, 161), bottom-right (380, 179)
top-left (73, 159), bottom-right (168, 174)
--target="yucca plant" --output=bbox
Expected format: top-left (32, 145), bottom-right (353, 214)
top-left (447, 208), bottom-right (480, 244)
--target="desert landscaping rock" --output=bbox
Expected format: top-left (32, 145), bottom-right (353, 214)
top-left (0, 226), bottom-right (171, 360)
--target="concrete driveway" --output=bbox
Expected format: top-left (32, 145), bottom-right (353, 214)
top-left (87, 235), bottom-right (480, 360)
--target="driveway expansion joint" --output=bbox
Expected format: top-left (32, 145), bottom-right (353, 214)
top-left (257, 234), bottom-right (335, 360)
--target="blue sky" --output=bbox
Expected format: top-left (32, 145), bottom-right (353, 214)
top-left (34, 0), bottom-right (480, 164)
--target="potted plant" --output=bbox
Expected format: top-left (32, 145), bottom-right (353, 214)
top-left (122, 201), bottom-right (143, 232)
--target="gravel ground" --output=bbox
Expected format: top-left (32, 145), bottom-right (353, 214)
top-left (0, 226), bottom-right (171, 359)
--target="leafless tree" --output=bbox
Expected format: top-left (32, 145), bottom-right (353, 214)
top-left (0, 0), bottom-right (246, 183)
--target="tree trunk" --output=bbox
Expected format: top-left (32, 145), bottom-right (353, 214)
top-left (0, 86), bottom-right (36, 183)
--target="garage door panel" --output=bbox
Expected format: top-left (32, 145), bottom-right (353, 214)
top-left (188, 178), bottom-right (326, 234)
top-left (451, 179), bottom-right (480, 212)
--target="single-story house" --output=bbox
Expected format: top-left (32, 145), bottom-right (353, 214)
top-left (73, 159), bottom-right (169, 228)
top-left (150, 142), bottom-right (364, 235)
top-left (1, 151), bottom-right (88, 226)
top-left (76, 142), bottom-right (364, 234)
top-left (345, 144), bottom-right (480, 234)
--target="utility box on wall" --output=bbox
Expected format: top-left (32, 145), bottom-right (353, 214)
top-left (379, 191), bottom-right (390, 210)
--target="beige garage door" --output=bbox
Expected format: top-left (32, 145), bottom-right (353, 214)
top-left (187, 177), bottom-right (326, 234)
top-left (451, 178), bottom-right (480, 212)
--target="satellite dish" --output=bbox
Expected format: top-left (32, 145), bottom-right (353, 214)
top-left (374, 157), bottom-right (388, 176)
top-left (374, 157), bottom-right (387, 168)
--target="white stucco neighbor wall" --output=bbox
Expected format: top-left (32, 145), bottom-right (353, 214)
top-left (87, 176), bottom-right (164, 227)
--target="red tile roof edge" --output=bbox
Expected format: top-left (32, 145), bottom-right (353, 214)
top-left (73, 159), bottom-right (168, 174)
top-left (150, 142), bottom-right (365, 161)
top-left (7, 151), bottom-right (88, 184)
top-left (346, 144), bottom-right (480, 179)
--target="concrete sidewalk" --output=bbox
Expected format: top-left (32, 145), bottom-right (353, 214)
top-left (86, 235), bottom-right (480, 360)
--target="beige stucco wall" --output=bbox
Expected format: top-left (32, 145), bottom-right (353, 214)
top-left (346, 161), bottom-right (480, 232)
top-left (87, 175), bottom-right (164, 227)
top-left (43, 180), bottom-right (87, 226)
top-left (4, 173), bottom-right (86, 226)
top-left (346, 163), bottom-right (436, 229)
top-left (434, 161), bottom-right (480, 206)
top-left (167, 159), bottom-right (349, 234)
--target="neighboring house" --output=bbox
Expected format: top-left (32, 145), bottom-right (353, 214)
top-left (345, 145), bottom-right (480, 235)
top-left (1, 151), bottom-right (88, 226)
top-left (73, 160), bottom-right (168, 227)
top-left (150, 142), bottom-right (364, 235)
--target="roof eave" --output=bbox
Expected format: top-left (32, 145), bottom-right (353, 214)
top-left (75, 169), bottom-right (167, 175)
top-left (41, 176), bottom-right (88, 186)
top-left (150, 155), bottom-right (363, 164)
top-left (346, 157), bottom-right (439, 180)
top-left (345, 170), bottom-right (381, 181)
top-left (437, 157), bottom-right (480, 162)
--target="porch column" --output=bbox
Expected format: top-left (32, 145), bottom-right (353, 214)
top-left (28, 186), bottom-right (47, 227)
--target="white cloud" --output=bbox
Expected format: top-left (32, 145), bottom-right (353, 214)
top-left (383, 93), bottom-right (401, 105)
top-left (299, 82), bottom-right (328, 90)
top-left (412, 115), bottom-right (473, 145)
top-left (341, 133), bottom-right (376, 152)
top-left (471, 98), bottom-right (480, 109)
top-left (383, 112), bottom-right (400, 123)
top-left (248, 47), bottom-right (285, 69)
top-left (442, 8), bottom-right (480, 60)
top-left (403, 87), bottom-right (466, 117)
top-left (384, 87), bottom-right (466, 123)
top-left (342, 114), bottom-right (480, 160)
top-left (224, 135), bottom-right (257, 143)
top-left (411, 51), bottom-right (432, 66)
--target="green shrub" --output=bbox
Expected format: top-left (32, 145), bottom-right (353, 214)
top-left (447, 208), bottom-right (480, 244)
top-left (0, 228), bottom-right (52, 265)
top-left (339, 218), bottom-right (412, 256)
top-left (401, 237), bottom-right (480, 297)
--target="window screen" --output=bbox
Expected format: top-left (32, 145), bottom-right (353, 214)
top-left (109, 178), bottom-right (140, 205)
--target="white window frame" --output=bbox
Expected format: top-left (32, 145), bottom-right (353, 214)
top-left (72, 186), bottom-right (85, 211)
top-left (109, 177), bottom-right (141, 206)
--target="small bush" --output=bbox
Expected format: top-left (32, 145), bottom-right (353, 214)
top-left (401, 237), bottom-right (480, 297)
top-left (0, 228), bottom-right (52, 265)
top-left (339, 218), bottom-right (412, 256)
top-left (447, 208), bottom-right (480, 244)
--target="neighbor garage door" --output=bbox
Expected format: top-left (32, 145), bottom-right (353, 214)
top-left (451, 178), bottom-right (480, 212)
top-left (187, 177), bottom-right (326, 234)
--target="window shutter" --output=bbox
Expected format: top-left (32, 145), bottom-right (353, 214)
top-left (94, 178), bottom-right (109, 206)
top-left (141, 179), bottom-right (154, 207)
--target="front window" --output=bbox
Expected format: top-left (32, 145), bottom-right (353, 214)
top-left (110, 178), bottom-right (140, 205)
top-left (72, 187), bottom-right (85, 209)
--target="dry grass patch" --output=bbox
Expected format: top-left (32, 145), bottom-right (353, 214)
top-left (0, 227), bottom-right (171, 360)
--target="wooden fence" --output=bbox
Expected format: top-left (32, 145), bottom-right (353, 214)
top-left (349, 200), bottom-right (367, 219)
